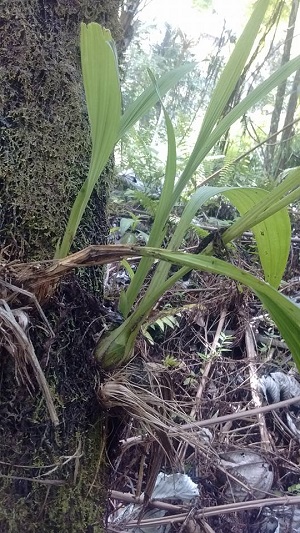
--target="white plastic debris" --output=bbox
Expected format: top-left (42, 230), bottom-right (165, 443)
top-left (152, 472), bottom-right (199, 502)
top-left (220, 449), bottom-right (273, 501)
top-left (258, 371), bottom-right (300, 439)
top-left (109, 472), bottom-right (199, 532)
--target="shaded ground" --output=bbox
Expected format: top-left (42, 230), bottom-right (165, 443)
top-left (0, 274), bottom-right (109, 532)
top-left (1, 214), bottom-right (300, 531)
top-left (103, 224), bottom-right (300, 532)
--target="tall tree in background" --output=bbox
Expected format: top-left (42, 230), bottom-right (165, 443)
top-left (264, 0), bottom-right (299, 176)
top-left (275, 67), bottom-right (300, 172)
top-left (0, 1), bottom-right (120, 531)
top-left (215, 0), bottom-right (287, 157)
top-left (119, 0), bottom-right (150, 54)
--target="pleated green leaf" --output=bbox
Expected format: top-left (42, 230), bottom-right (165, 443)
top-left (223, 167), bottom-right (300, 243)
top-left (81, 24), bottom-right (120, 176)
top-left (56, 23), bottom-right (121, 258)
top-left (224, 188), bottom-right (291, 288)
top-left (161, 166), bottom-right (300, 308)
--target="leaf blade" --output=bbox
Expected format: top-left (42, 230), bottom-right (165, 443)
top-left (56, 23), bottom-right (121, 258)
top-left (118, 63), bottom-right (194, 140)
top-left (224, 188), bottom-right (291, 288)
top-left (136, 247), bottom-right (300, 371)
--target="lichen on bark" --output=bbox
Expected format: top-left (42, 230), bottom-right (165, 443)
top-left (0, 0), bottom-right (120, 261)
top-left (0, 0), bottom-right (121, 530)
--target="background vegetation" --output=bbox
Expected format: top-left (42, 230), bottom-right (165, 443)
top-left (1, 1), bottom-right (300, 531)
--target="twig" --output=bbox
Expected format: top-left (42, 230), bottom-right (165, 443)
top-left (123, 494), bottom-right (300, 526)
top-left (109, 490), bottom-right (300, 526)
top-left (245, 326), bottom-right (273, 452)
top-left (0, 279), bottom-right (54, 337)
top-left (177, 309), bottom-right (227, 463)
top-left (0, 473), bottom-right (65, 486)
top-left (192, 309), bottom-right (227, 416)
top-left (110, 489), bottom-right (186, 510)
top-left (168, 395), bottom-right (300, 433)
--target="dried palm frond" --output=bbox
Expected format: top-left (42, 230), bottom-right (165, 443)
top-left (5, 245), bottom-right (138, 302)
top-left (99, 358), bottom-right (213, 467)
top-left (0, 299), bottom-right (58, 426)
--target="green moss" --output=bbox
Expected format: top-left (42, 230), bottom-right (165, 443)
top-left (0, 277), bottom-right (110, 532)
top-left (0, 427), bottom-right (107, 532)
top-left (45, 426), bottom-right (107, 532)
top-left (0, 1), bottom-right (121, 530)
top-left (0, 0), bottom-right (120, 261)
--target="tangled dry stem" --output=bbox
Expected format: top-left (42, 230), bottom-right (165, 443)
top-left (104, 271), bottom-right (300, 531)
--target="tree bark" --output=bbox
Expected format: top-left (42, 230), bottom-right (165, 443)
top-left (264, 0), bottom-right (299, 175)
top-left (272, 68), bottom-right (300, 176)
top-left (119, 0), bottom-right (142, 54)
top-left (0, 1), bottom-right (120, 531)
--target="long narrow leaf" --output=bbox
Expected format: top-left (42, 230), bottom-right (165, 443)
top-left (118, 63), bottom-right (194, 140)
top-left (135, 247), bottom-right (300, 371)
top-left (121, 70), bottom-right (178, 317)
top-left (145, 186), bottom-right (229, 294)
top-left (174, 55), bottom-right (300, 199)
top-left (97, 245), bottom-right (300, 370)
top-left (199, 0), bottom-right (269, 144)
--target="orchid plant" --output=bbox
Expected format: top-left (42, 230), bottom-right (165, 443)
top-left (56, 1), bottom-right (300, 371)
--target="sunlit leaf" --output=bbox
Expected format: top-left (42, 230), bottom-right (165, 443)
top-left (156, 319), bottom-right (165, 332)
top-left (119, 63), bottom-right (194, 140)
top-left (223, 167), bottom-right (300, 242)
top-left (198, 0), bottom-right (269, 144)
top-left (56, 23), bottom-right (121, 258)
top-left (224, 188), bottom-right (291, 288)
top-left (121, 259), bottom-right (135, 280)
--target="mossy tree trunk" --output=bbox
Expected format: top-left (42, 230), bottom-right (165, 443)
top-left (0, 1), bottom-right (120, 531)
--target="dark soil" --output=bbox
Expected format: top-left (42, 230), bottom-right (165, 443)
top-left (0, 274), bottom-right (111, 532)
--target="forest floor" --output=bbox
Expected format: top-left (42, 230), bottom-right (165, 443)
top-left (1, 210), bottom-right (300, 532)
top-left (103, 223), bottom-right (300, 533)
